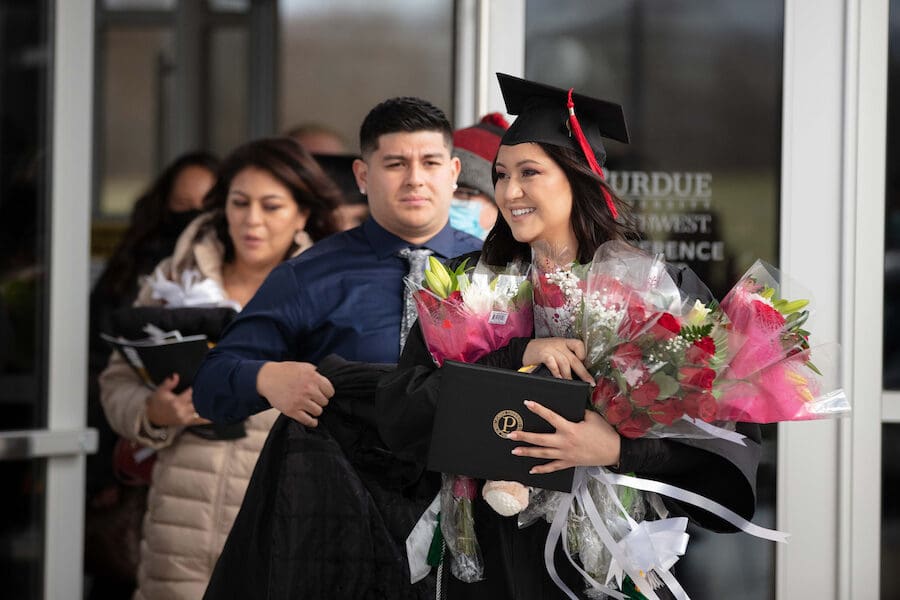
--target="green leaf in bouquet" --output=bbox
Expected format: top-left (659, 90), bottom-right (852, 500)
top-left (512, 279), bottom-right (533, 306)
top-left (651, 372), bottom-right (680, 399)
top-left (621, 575), bottom-right (652, 600)
top-left (805, 360), bottom-right (823, 376)
top-left (679, 323), bottom-right (713, 343)
top-left (427, 513), bottom-right (444, 567)
top-left (785, 311), bottom-right (810, 332)
top-left (711, 327), bottom-right (730, 367)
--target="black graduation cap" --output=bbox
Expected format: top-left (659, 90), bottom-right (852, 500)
top-left (313, 153), bottom-right (367, 205)
top-left (496, 72), bottom-right (629, 167)
top-left (496, 73), bottom-right (628, 218)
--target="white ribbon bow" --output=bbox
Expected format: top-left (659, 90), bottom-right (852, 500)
top-left (605, 518), bottom-right (690, 598)
top-left (147, 267), bottom-right (237, 309)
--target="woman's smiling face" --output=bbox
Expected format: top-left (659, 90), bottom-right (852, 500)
top-left (494, 142), bottom-right (577, 252)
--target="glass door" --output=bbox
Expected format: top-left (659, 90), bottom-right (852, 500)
top-left (472, 0), bottom-right (883, 597)
top-left (0, 1), bottom-right (96, 597)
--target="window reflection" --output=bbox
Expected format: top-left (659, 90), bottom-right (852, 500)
top-left (883, 424), bottom-right (900, 600)
top-left (0, 2), bottom-right (50, 597)
top-left (526, 1), bottom-right (782, 597)
top-left (0, 0), bottom-right (51, 430)
top-left (884, 1), bottom-right (900, 389)
top-left (278, 0), bottom-right (454, 151)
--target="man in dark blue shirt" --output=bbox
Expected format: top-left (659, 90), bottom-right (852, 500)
top-left (193, 97), bottom-right (483, 424)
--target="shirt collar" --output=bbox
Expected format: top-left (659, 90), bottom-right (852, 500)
top-left (363, 217), bottom-right (460, 259)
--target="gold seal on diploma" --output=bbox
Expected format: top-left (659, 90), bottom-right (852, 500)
top-left (492, 409), bottom-right (524, 438)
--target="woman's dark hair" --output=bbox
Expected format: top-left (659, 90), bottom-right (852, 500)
top-left (480, 142), bottom-right (640, 265)
top-left (200, 137), bottom-right (342, 263)
top-left (95, 151), bottom-right (220, 299)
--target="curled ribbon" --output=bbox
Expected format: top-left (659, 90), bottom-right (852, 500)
top-left (543, 466), bottom-right (790, 600)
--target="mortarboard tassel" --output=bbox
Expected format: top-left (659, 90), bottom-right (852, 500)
top-left (567, 88), bottom-right (618, 219)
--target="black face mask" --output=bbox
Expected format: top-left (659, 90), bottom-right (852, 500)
top-left (160, 209), bottom-right (203, 239)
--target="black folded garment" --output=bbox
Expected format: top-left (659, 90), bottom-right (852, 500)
top-left (204, 356), bottom-right (437, 600)
top-left (109, 305), bottom-right (237, 343)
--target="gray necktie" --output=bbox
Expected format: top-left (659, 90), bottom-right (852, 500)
top-left (398, 247), bottom-right (433, 351)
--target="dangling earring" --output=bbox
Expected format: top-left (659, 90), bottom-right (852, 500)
top-left (359, 187), bottom-right (366, 195)
top-left (294, 229), bottom-right (306, 246)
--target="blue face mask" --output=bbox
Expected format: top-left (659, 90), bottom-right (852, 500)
top-left (449, 199), bottom-right (487, 240)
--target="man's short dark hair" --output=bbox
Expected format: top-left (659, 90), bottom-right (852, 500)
top-left (358, 96), bottom-right (453, 156)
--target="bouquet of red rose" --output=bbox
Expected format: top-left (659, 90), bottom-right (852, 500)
top-left (405, 256), bottom-right (533, 583)
top-left (580, 240), bottom-right (736, 441)
top-left (582, 244), bottom-right (849, 438)
top-left (714, 260), bottom-right (849, 422)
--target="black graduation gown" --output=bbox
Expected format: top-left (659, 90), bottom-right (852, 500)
top-left (202, 355), bottom-right (439, 600)
top-left (374, 252), bottom-right (762, 599)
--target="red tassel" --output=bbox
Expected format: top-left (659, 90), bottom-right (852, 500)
top-left (567, 88), bottom-right (618, 220)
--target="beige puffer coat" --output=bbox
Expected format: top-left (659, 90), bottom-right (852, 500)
top-left (99, 214), bottom-right (311, 600)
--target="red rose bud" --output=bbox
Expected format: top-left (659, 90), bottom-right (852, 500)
top-left (696, 391), bottom-right (718, 422)
top-left (686, 336), bottom-right (716, 364)
top-left (602, 394), bottom-right (633, 425)
top-left (415, 290), bottom-right (441, 315)
top-left (536, 275), bottom-right (567, 308)
top-left (648, 398), bottom-right (684, 426)
top-left (619, 303), bottom-right (647, 338)
top-left (591, 377), bottom-right (618, 408)
top-left (610, 342), bottom-right (643, 370)
top-left (649, 312), bottom-right (681, 340)
top-left (617, 412), bottom-right (654, 439)
top-left (452, 475), bottom-right (477, 500)
top-left (630, 381), bottom-right (660, 407)
top-left (679, 366), bottom-right (716, 390)
top-left (681, 391), bottom-right (717, 422)
top-left (751, 299), bottom-right (786, 331)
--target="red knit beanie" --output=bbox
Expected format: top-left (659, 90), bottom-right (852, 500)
top-left (453, 113), bottom-right (510, 201)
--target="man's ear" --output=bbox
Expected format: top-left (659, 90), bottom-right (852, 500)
top-left (352, 158), bottom-right (368, 194)
top-left (450, 155), bottom-right (461, 180)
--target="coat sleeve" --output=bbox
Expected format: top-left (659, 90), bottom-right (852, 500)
top-left (98, 270), bottom-right (181, 449)
top-left (97, 350), bottom-right (181, 450)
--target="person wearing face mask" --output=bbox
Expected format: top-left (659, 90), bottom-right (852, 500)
top-left (449, 113), bottom-right (509, 240)
top-left (85, 151), bottom-right (219, 600)
top-left (97, 138), bottom-right (342, 600)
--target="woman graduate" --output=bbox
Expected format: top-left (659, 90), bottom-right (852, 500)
top-left (375, 73), bottom-right (761, 599)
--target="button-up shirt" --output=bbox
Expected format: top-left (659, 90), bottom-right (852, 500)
top-left (193, 217), bottom-right (482, 423)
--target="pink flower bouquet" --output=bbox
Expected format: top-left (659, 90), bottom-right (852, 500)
top-left (405, 256), bottom-right (533, 583)
top-left (408, 257), bottom-right (533, 367)
top-left (715, 260), bottom-right (849, 422)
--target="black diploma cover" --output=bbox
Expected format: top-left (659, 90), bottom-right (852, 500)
top-left (427, 360), bottom-right (590, 492)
